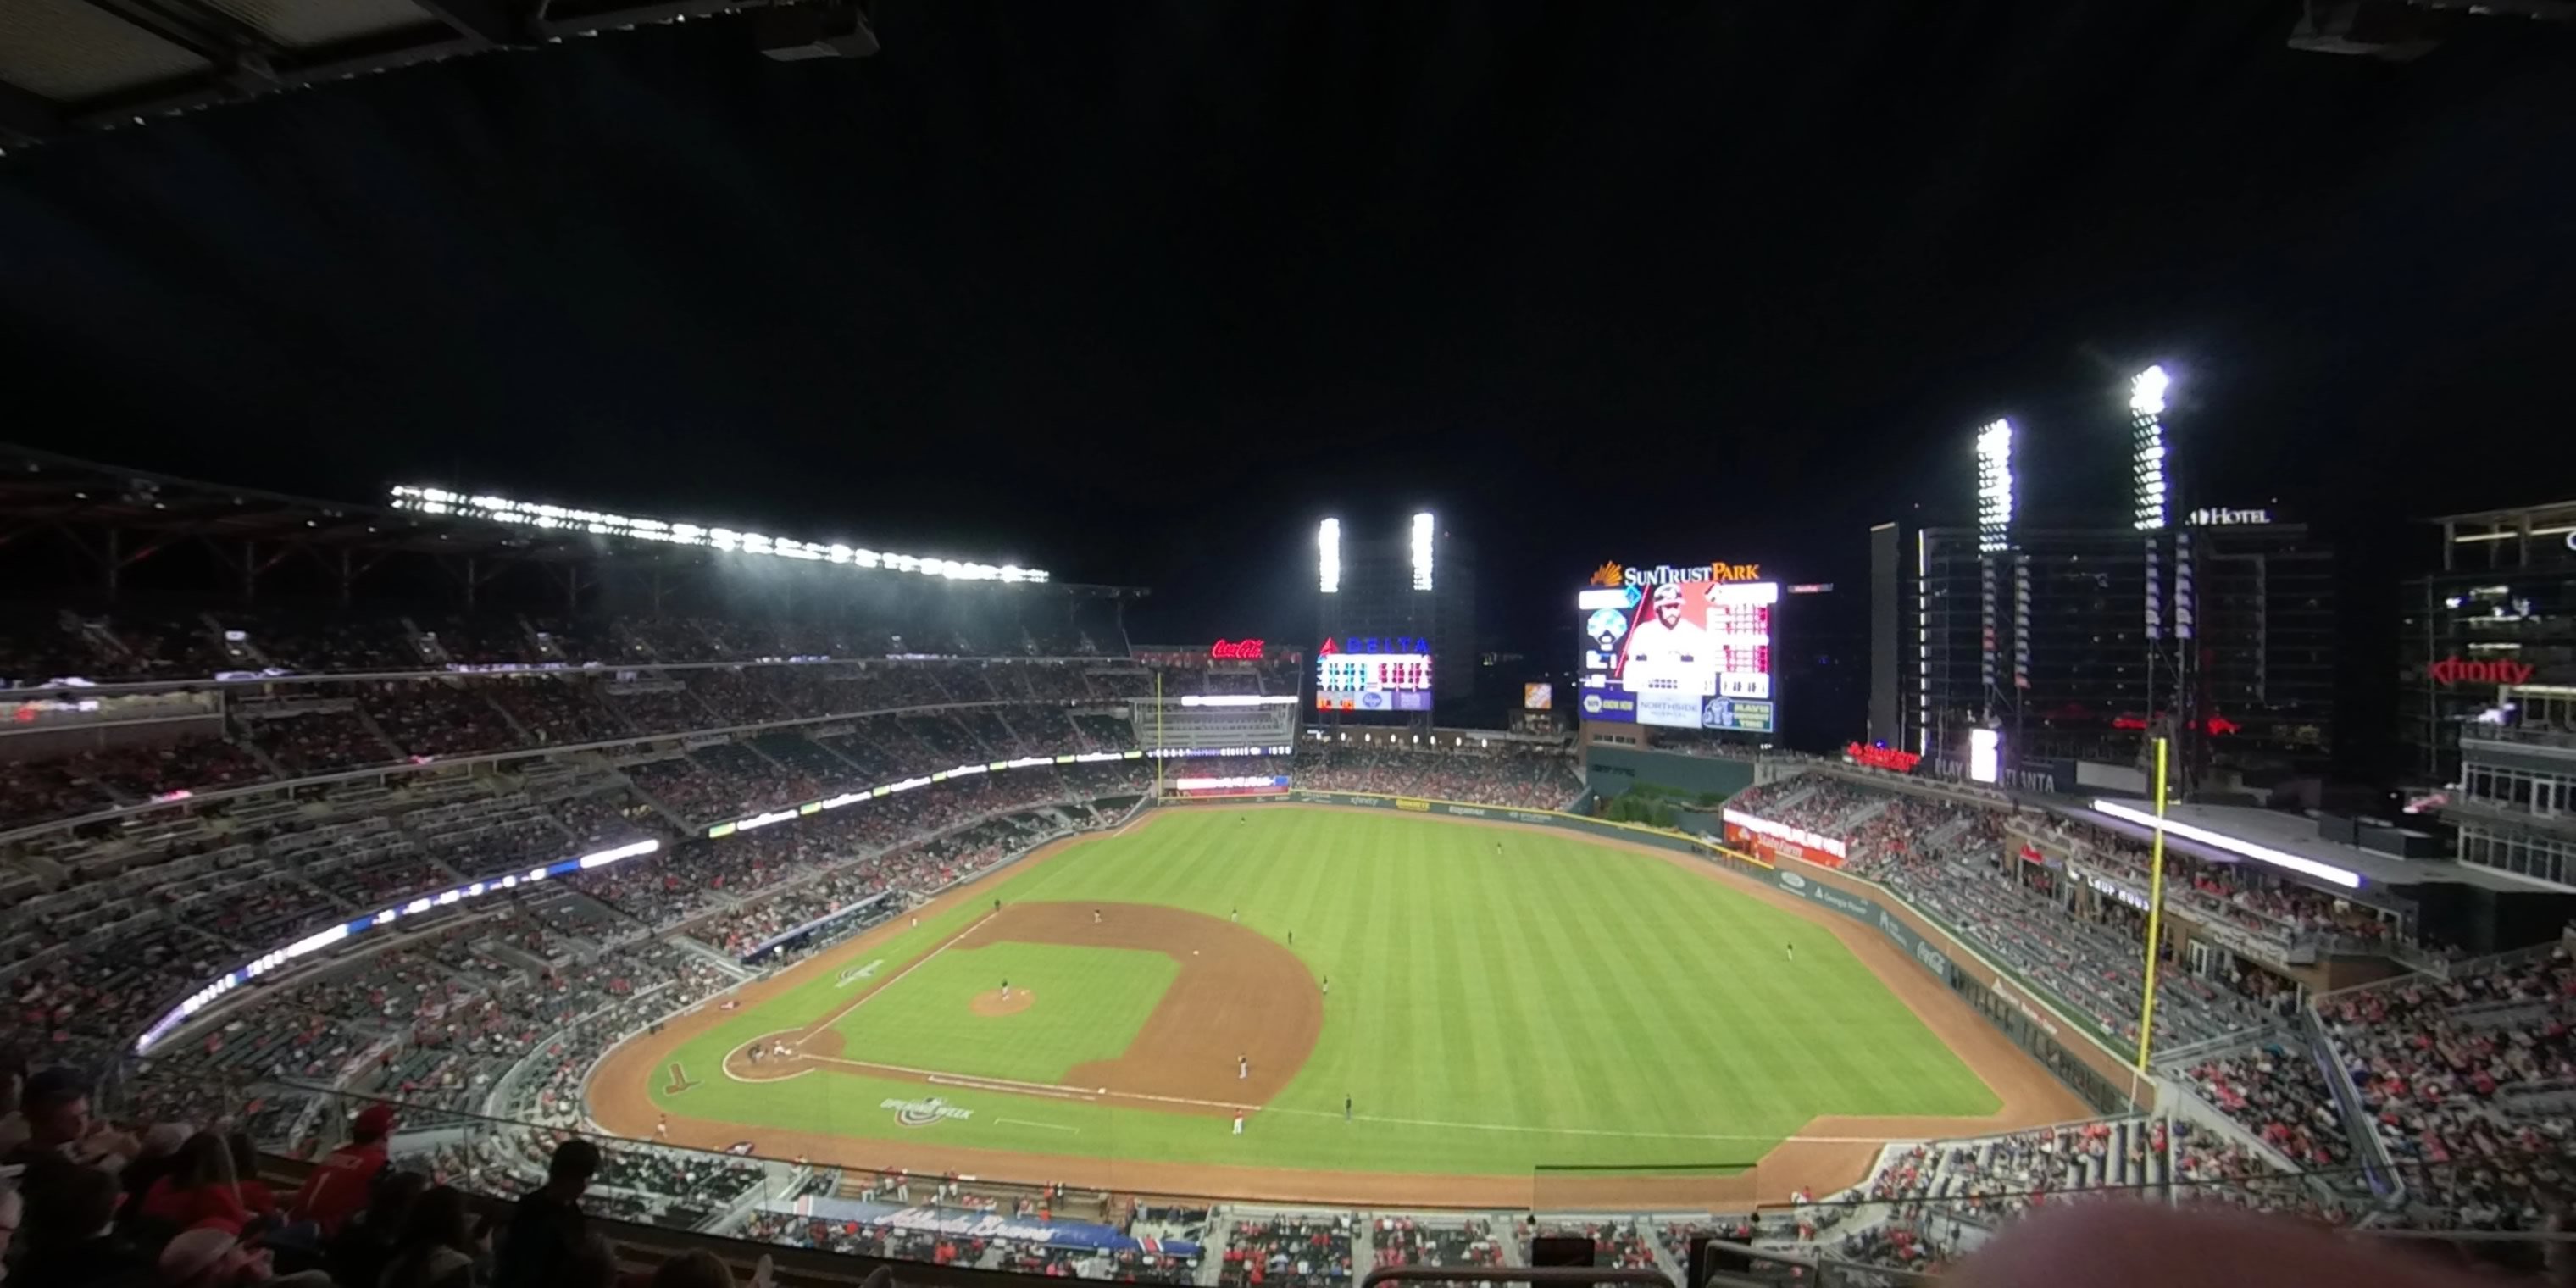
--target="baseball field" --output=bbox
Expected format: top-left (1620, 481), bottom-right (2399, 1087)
top-left (589, 806), bottom-right (2085, 1204)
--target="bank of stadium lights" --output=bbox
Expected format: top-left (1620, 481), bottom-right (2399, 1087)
top-left (1974, 419), bottom-right (2016, 554)
top-left (1318, 518), bottom-right (1341, 594)
top-left (2129, 365), bottom-right (2172, 531)
top-left (1411, 512), bottom-right (1435, 591)
top-left (387, 486), bottom-right (1049, 584)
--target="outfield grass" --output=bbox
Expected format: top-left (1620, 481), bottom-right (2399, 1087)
top-left (642, 808), bottom-right (1998, 1175)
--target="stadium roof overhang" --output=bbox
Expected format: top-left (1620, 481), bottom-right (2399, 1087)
top-left (0, 0), bottom-right (813, 149)
top-left (0, 443), bottom-right (1144, 595)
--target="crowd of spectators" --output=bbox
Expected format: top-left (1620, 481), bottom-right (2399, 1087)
top-left (2183, 1041), bottom-right (2351, 1169)
top-left (1219, 1213), bottom-right (1355, 1288)
top-left (0, 647), bottom-right (1217, 831)
top-left (685, 816), bottom-right (1057, 957)
top-left (1523, 1219), bottom-right (1654, 1269)
top-left (1370, 1216), bottom-right (1503, 1271)
top-left (2311, 946), bottom-right (2576, 1229)
top-left (1294, 742), bottom-right (1580, 810)
top-left (0, 1060), bottom-right (802, 1288)
top-left (2025, 815), bottom-right (2399, 949)
top-left (1729, 772), bottom-right (2291, 1048)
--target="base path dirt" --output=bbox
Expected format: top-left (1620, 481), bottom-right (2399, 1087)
top-left (586, 807), bottom-right (2090, 1209)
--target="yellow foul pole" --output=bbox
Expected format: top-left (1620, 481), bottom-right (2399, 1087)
top-left (2135, 735), bottom-right (2171, 1072)
top-left (1154, 669), bottom-right (1165, 799)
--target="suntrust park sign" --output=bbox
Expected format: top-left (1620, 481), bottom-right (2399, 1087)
top-left (1591, 560), bottom-right (1764, 587)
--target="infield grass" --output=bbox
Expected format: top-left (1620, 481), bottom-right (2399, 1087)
top-left (829, 943), bottom-right (1176, 1083)
top-left (643, 807), bottom-right (1999, 1175)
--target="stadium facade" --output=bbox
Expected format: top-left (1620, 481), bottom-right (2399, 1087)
top-left (2409, 500), bottom-right (2576, 889)
top-left (1869, 514), bottom-right (2337, 790)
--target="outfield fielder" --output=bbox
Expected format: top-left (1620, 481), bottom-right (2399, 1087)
top-left (1785, 941), bottom-right (1795, 962)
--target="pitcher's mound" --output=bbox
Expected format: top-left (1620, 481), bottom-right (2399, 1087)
top-left (972, 989), bottom-right (1035, 1017)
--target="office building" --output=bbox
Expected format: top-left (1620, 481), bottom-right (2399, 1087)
top-left (2410, 501), bottom-right (2576, 887)
top-left (1871, 513), bottom-right (2335, 784)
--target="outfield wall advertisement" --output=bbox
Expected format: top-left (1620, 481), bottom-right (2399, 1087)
top-left (1254, 789), bottom-right (2150, 1113)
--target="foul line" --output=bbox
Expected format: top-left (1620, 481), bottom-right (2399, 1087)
top-left (795, 1052), bottom-right (1896, 1145)
top-left (929, 1073), bottom-right (1097, 1102)
top-left (995, 1118), bottom-right (1080, 1133)
top-left (791, 909), bottom-right (999, 1046)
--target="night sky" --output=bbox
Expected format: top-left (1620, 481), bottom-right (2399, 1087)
top-left (3, 1), bottom-right (2571, 661)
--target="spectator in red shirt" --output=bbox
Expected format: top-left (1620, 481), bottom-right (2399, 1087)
top-left (138, 1133), bottom-right (253, 1235)
top-left (291, 1103), bottom-right (397, 1235)
top-left (225, 1132), bottom-right (279, 1215)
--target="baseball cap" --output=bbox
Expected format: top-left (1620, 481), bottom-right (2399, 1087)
top-left (353, 1105), bottom-right (397, 1136)
top-left (1651, 583), bottom-right (1685, 606)
top-left (159, 1225), bottom-right (242, 1282)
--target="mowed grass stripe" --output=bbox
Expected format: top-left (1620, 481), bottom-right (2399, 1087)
top-left (646, 806), bottom-right (2007, 1175)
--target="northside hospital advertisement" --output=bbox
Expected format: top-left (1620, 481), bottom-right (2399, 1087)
top-left (1577, 560), bottom-right (1778, 734)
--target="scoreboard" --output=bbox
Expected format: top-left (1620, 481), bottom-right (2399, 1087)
top-left (1577, 564), bottom-right (1779, 733)
top-left (1313, 635), bottom-right (1433, 713)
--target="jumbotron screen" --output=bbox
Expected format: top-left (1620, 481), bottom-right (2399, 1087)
top-left (1313, 635), bottom-right (1433, 713)
top-left (1577, 563), bottom-right (1777, 732)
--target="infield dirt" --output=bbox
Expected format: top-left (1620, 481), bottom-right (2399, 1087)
top-left (587, 806), bottom-right (2089, 1207)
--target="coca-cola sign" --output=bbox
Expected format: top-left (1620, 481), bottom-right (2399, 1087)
top-left (1208, 639), bottom-right (1265, 661)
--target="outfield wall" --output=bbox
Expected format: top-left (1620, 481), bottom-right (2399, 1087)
top-left (1584, 746), bottom-right (1758, 801)
top-left (1235, 790), bottom-right (2152, 1115)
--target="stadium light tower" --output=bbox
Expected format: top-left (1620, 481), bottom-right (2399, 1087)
top-left (1973, 419), bottom-right (2018, 763)
top-left (2129, 365), bottom-right (2171, 532)
top-left (1318, 518), bottom-right (1341, 594)
top-left (2129, 363), bottom-right (2190, 798)
top-left (1410, 512), bottom-right (1435, 591)
top-left (1974, 419), bottom-right (2015, 555)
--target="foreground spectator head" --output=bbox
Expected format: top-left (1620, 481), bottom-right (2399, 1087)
top-left (1956, 1203), bottom-right (2479, 1288)
top-left (171, 1133), bottom-right (236, 1193)
top-left (652, 1248), bottom-right (736, 1288)
top-left (351, 1103), bottom-right (397, 1145)
top-left (547, 1138), bottom-right (602, 1195)
top-left (223, 1133), bottom-right (261, 1190)
top-left (140, 1124), bottom-right (193, 1160)
top-left (386, 1185), bottom-right (478, 1288)
top-left (365, 1170), bottom-right (431, 1235)
top-left (157, 1225), bottom-right (262, 1287)
top-left (18, 1069), bottom-right (91, 1147)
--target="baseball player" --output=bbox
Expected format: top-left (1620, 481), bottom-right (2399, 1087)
top-left (655, 1114), bottom-right (669, 1141)
top-left (1620, 581), bottom-right (1707, 692)
top-left (1785, 941), bottom-right (1795, 963)
top-left (1001, 979), bottom-right (1011, 1000)
top-left (1344, 1095), bottom-right (1353, 1123)
top-left (1237, 1054), bottom-right (1248, 1080)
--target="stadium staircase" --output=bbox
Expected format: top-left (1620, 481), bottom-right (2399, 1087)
top-left (617, 764), bottom-right (708, 836)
